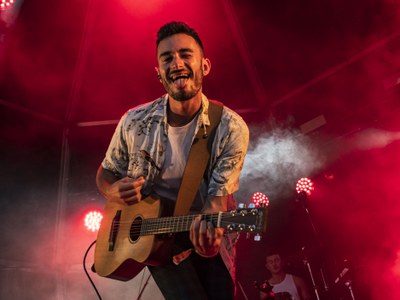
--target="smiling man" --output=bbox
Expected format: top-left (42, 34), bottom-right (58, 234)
top-left (157, 32), bottom-right (209, 103)
top-left (96, 21), bottom-right (249, 299)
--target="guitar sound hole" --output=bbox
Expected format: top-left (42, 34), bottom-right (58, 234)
top-left (130, 217), bottom-right (142, 242)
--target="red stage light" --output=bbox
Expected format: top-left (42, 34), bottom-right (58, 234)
top-left (84, 211), bottom-right (103, 232)
top-left (0, 0), bottom-right (14, 10)
top-left (296, 177), bottom-right (314, 195)
top-left (252, 192), bottom-right (269, 207)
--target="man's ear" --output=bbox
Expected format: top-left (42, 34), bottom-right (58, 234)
top-left (202, 58), bottom-right (211, 76)
top-left (155, 67), bottom-right (162, 82)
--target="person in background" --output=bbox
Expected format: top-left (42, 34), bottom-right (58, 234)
top-left (259, 249), bottom-right (312, 300)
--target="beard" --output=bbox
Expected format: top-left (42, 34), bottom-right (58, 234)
top-left (162, 68), bottom-right (203, 101)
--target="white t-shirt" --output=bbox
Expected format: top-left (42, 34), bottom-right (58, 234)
top-left (153, 115), bottom-right (200, 207)
top-left (270, 274), bottom-right (300, 300)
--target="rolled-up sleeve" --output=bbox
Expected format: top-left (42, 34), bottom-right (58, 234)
top-left (102, 113), bottom-right (130, 177)
top-left (208, 111), bottom-right (249, 196)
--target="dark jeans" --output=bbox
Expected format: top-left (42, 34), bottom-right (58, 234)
top-left (148, 233), bottom-right (234, 300)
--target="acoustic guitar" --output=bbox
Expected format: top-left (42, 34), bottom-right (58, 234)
top-left (94, 195), bottom-right (268, 281)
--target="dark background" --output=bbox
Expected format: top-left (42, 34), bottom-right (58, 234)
top-left (1, 0), bottom-right (400, 299)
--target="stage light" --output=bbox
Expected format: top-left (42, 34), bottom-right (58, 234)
top-left (296, 177), bottom-right (314, 195)
top-left (84, 211), bottom-right (103, 232)
top-left (0, 0), bottom-right (14, 10)
top-left (251, 192), bottom-right (269, 207)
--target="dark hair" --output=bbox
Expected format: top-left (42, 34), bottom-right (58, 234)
top-left (265, 247), bottom-right (282, 258)
top-left (156, 21), bottom-right (204, 52)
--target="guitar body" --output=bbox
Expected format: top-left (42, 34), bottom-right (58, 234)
top-left (94, 195), bottom-right (173, 281)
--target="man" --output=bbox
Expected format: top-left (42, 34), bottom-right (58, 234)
top-left (260, 251), bottom-right (312, 300)
top-left (96, 21), bottom-right (249, 299)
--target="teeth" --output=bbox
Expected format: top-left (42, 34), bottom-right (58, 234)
top-left (171, 74), bottom-right (189, 81)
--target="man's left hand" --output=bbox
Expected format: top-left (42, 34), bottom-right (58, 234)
top-left (190, 215), bottom-right (224, 258)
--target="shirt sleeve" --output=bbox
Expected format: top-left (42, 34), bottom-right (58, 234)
top-left (208, 110), bottom-right (249, 196)
top-left (101, 112), bottom-right (129, 177)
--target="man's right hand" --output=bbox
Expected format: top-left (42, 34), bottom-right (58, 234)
top-left (96, 166), bottom-right (145, 205)
top-left (106, 176), bottom-right (145, 205)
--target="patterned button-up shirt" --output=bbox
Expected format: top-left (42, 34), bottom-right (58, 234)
top-left (103, 93), bottom-right (249, 200)
top-left (102, 93), bottom-right (249, 279)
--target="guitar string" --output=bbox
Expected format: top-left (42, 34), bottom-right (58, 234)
top-left (108, 212), bottom-right (233, 230)
top-left (108, 211), bottom-right (258, 229)
top-left (108, 210), bottom-right (257, 226)
top-left (139, 214), bottom-right (220, 235)
top-left (109, 214), bottom-right (216, 235)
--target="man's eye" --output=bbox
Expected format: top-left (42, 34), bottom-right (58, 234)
top-left (162, 57), bottom-right (172, 63)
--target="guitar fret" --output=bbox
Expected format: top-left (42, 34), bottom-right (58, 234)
top-left (175, 217), bottom-right (179, 231)
top-left (174, 216), bottom-right (178, 232)
top-left (176, 216), bottom-right (181, 232)
top-left (161, 218), bottom-right (166, 234)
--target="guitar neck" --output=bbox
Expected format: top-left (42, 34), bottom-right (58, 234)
top-left (141, 213), bottom-right (219, 236)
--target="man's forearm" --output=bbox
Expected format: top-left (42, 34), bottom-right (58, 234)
top-left (96, 165), bottom-right (119, 197)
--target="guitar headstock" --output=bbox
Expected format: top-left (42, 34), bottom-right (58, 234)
top-left (218, 204), bottom-right (268, 236)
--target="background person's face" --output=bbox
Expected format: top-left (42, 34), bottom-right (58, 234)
top-left (266, 254), bottom-right (283, 274)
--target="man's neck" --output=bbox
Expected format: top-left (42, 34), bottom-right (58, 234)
top-left (167, 93), bottom-right (202, 127)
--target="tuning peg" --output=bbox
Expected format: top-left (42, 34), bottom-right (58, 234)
top-left (227, 224), bottom-right (236, 231)
top-left (254, 233), bottom-right (262, 242)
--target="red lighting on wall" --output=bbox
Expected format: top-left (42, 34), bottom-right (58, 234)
top-left (296, 177), bottom-right (314, 195)
top-left (252, 192), bottom-right (269, 207)
top-left (119, 0), bottom-right (165, 16)
top-left (84, 211), bottom-right (103, 232)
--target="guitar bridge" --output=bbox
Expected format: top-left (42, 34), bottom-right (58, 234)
top-left (108, 210), bottom-right (121, 251)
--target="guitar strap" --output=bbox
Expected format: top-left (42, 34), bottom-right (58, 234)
top-left (173, 101), bottom-right (223, 216)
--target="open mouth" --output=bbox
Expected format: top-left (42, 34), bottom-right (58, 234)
top-left (169, 73), bottom-right (190, 82)
top-left (169, 72), bottom-right (191, 89)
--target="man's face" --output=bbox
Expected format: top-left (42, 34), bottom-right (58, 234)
top-left (156, 33), bottom-right (210, 101)
top-left (265, 254), bottom-right (283, 275)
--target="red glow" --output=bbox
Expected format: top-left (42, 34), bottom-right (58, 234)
top-left (393, 250), bottom-right (400, 279)
top-left (252, 192), bottom-right (269, 207)
top-left (119, 0), bottom-right (166, 16)
top-left (296, 177), bottom-right (314, 195)
top-left (84, 211), bottom-right (103, 232)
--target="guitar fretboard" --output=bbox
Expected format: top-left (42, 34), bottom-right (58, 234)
top-left (140, 213), bottom-right (220, 236)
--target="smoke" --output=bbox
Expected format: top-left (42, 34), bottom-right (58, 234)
top-left (394, 251), bottom-right (400, 278)
top-left (236, 126), bottom-right (327, 203)
top-left (321, 128), bottom-right (400, 165)
top-left (347, 128), bottom-right (400, 150)
top-left (359, 247), bottom-right (400, 299)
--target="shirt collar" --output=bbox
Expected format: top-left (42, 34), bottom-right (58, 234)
top-left (162, 93), bottom-right (211, 127)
